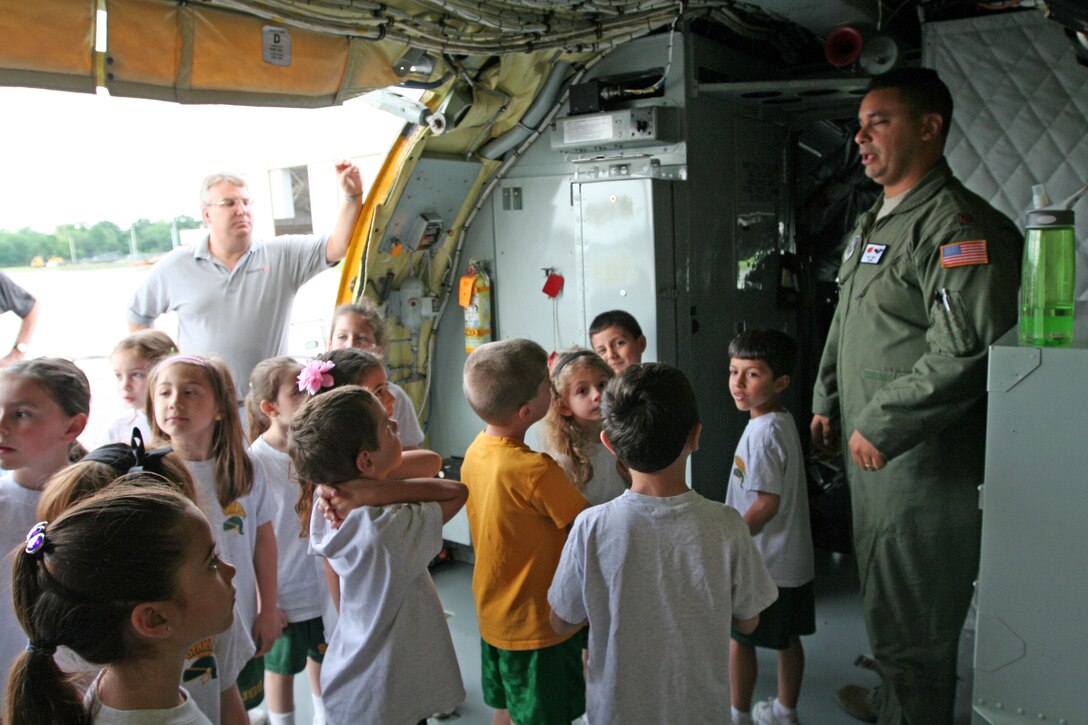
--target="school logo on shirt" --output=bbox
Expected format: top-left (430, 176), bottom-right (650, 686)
top-left (222, 501), bottom-right (247, 535)
top-left (184, 637), bottom-right (218, 684)
top-left (733, 455), bottom-right (746, 484)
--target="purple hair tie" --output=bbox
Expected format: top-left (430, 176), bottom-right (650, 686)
top-left (24, 521), bottom-right (48, 558)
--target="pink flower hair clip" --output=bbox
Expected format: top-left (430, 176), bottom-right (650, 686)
top-left (298, 359), bottom-right (336, 395)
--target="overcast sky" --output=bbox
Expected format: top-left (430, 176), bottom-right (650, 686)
top-left (0, 87), bottom-right (409, 232)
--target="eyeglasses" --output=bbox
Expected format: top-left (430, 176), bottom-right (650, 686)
top-left (207, 198), bottom-right (255, 209)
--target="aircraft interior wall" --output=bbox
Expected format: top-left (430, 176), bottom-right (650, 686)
top-left (426, 30), bottom-right (848, 525)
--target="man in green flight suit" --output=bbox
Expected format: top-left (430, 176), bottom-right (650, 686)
top-left (811, 68), bottom-right (1021, 724)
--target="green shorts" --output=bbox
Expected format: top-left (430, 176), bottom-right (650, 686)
top-left (236, 656), bottom-right (264, 709)
top-left (480, 637), bottom-right (585, 724)
top-left (264, 618), bottom-right (327, 676)
top-left (731, 581), bottom-right (816, 650)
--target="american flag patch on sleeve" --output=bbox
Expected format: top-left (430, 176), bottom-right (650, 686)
top-left (941, 240), bottom-right (989, 268)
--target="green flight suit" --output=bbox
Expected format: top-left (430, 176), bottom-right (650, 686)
top-left (812, 158), bottom-right (1021, 724)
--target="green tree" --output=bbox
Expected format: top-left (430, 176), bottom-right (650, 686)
top-left (128, 216), bottom-right (202, 256)
top-left (0, 216), bottom-right (205, 267)
top-left (0, 228), bottom-right (58, 266)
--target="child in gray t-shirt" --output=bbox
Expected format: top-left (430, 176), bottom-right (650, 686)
top-left (549, 363), bottom-right (777, 725)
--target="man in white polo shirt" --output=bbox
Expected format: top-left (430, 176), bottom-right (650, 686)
top-left (128, 161), bottom-right (363, 398)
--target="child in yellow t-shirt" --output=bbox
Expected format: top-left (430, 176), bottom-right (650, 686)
top-left (461, 338), bottom-right (589, 725)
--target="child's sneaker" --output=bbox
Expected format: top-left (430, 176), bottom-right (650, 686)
top-left (730, 709), bottom-right (753, 725)
top-left (752, 698), bottom-right (800, 725)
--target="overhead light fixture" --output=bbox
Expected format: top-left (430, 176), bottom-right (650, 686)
top-left (393, 48), bottom-right (436, 78)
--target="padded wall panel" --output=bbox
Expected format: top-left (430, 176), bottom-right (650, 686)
top-left (925, 12), bottom-right (1088, 306)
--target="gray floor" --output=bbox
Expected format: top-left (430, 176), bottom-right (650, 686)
top-left (284, 549), bottom-right (974, 724)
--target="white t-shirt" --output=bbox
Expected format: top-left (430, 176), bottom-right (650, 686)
top-left (183, 455), bottom-right (273, 635)
top-left (87, 671), bottom-right (212, 725)
top-left (725, 411), bottom-right (815, 588)
top-left (0, 470), bottom-right (252, 725)
top-left (99, 409), bottom-right (151, 447)
top-left (92, 695), bottom-right (211, 725)
top-left (182, 611), bottom-right (254, 724)
top-left (248, 436), bottom-right (328, 622)
top-left (310, 501), bottom-right (464, 725)
top-left (54, 581), bottom-right (254, 725)
top-left (389, 382), bottom-right (424, 448)
top-left (548, 489), bottom-right (777, 725)
top-left (549, 440), bottom-right (627, 507)
top-left (0, 473), bottom-right (41, 712)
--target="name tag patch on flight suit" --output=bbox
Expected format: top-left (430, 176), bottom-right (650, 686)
top-left (941, 240), bottom-right (989, 268)
top-left (860, 244), bottom-right (887, 264)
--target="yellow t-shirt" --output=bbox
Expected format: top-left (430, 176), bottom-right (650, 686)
top-left (462, 431), bottom-right (588, 650)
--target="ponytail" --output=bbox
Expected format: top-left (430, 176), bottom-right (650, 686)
top-left (5, 547), bottom-right (89, 724)
top-left (6, 482), bottom-right (192, 725)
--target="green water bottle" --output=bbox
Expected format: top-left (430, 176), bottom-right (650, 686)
top-left (1019, 208), bottom-right (1076, 346)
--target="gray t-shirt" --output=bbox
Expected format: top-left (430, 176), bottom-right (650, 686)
top-left (0, 272), bottom-right (35, 317)
top-left (127, 234), bottom-right (328, 398)
top-left (548, 489), bottom-right (777, 725)
top-left (725, 411), bottom-right (815, 587)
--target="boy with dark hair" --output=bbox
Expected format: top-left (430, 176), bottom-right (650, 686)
top-left (727, 329), bottom-right (814, 725)
top-left (288, 386), bottom-right (468, 725)
top-left (589, 309), bottom-right (647, 373)
top-left (461, 338), bottom-right (589, 725)
top-left (549, 362), bottom-right (776, 724)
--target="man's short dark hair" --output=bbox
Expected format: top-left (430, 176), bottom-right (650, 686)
top-left (867, 67), bottom-right (953, 139)
top-left (601, 363), bottom-right (698, 473)
top-left (589, 309), bottom-right (643, 339)
top-left (728, 329), bottom-right (798, 379)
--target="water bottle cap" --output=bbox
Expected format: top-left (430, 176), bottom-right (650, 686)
top-left (1026, 208), bottom-right (1074, 228)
